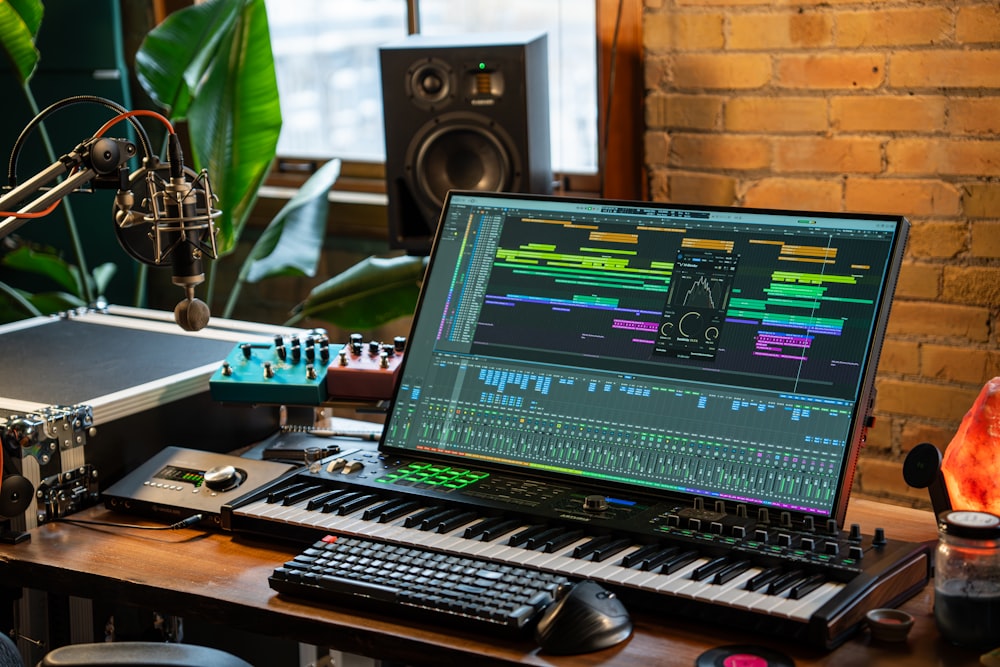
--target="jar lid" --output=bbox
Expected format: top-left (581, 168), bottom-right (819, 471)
top-left (938, 510), bottom-right (1000, 539)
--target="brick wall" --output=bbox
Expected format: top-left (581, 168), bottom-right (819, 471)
top-left (642, 0), bottom-right (1000, 508)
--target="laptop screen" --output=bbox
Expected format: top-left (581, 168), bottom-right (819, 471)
top-left (381, 192), bottom-right (909, 524)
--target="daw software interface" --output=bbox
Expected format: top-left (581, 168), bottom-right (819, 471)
top-left (382, 192), bottom-right (909, 521)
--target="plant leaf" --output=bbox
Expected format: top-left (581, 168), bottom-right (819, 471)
top-left (288, 255), bottom-right (427, 330)
top-left (91, 262), bottom-right (118, 296)
top-left (0, 0), bottom-right (43, 85)
top-left (186, 0), bottom-right (282, 256)
top-left (243, 159), bottom-right (341, 283)
top-left (134, 0), bottom-right (240, 118)
top-left (1, 245), bottom-right (83, 295)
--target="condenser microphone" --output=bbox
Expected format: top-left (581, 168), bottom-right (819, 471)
top-left (114, 133), bottom-right (220, 331)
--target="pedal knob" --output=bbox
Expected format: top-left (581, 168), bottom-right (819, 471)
top-left (263, 361), bottom-right (275, 379)
top-left (221, 362), bottom-right (232, 377)
top-left (394, 336), bottom-right (407, 352)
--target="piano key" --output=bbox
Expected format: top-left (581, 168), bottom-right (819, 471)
top-left (713, 559), bottom-right (752, 585)
top-left (660, 549), bottom-right (700, 575)
top-left (337, 494), bottom-right (382, 515)
top-left (507, 525), bottom-right (549, 547)
top-left (766, 569), bottom-right (806, 596)
top-left (691, 556), bottom-right (731, 582)
top-left (789, 573), bottom-right (826, 600)
top-left (376, 499), bottom-right (422, 523)
top-left (589, 537), bottom-right (633, 562)
top-left (403, 506), bottom-right (447, 528)
top-left (618, 543), bottom-right (662, 567)
top-left (362, 498), bottom-right (410, 521)
top-left (782, 582), bottom-right (844, 621)
top-left (541, 529), bottom-right (585, 554)
top-left (436, 510), bottom-right (480, 534)
top-left (746, 566), bottom-right (782, 591)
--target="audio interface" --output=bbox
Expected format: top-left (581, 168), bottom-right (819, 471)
top-left (102, 446), bottom-right (295, 528)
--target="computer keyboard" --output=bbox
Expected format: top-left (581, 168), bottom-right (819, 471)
top-left (269, 535), bottom-right (571, 634)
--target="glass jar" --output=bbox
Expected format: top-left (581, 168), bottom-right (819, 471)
top-left (934, 510), bottom-right (1000, 648)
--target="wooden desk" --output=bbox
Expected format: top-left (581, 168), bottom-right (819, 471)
top-left (0, 499), bottom-right (986, 666)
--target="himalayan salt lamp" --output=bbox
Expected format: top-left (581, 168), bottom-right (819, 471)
top-left (941, 376), bottom-right (1000, 515)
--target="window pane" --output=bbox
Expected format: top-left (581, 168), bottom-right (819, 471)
top-left (266, 1), bottom-right (597, 174)
top-left (266, 0), bottom-right (408, 161)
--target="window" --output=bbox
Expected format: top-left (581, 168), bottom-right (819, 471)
top-left (265, 0), bottom-right (597, 174)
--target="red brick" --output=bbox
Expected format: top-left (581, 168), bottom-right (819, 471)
top-left (875, 379), bottom-right (981, 421)
top-left (837, 8), bottom-right (952, 48)
top-left (831, 95), bottom-right (946, 133)
top-left (900, 422), bottom-right (957, 455)
top-left (956, 5), bottom-right (1000, 44)
top-left (905, 221), bottom-right (968, 259)
top-left (941, 266), bottom-right (1000, 307)
top-left (669, 134), bottom-right (772, 170)
top-left (971, 222), bottom-right (1000, 258)
top-left (845, 178), bottom-right (961, 217)
top-left (773, 136), bottom-right (882, 173)
top-left (878, 339), bottom-right (921, 376)
top-left (890, 50), bottom-right (1000, 88)
top-left (645, 12), bottom-right (726, 51)
top-left (646, 93), bottom-right (724, 130)
top-left (729, 12), bottom-right (833, 50)
top-left (886, 301), bottom-right (991, 342)
top-left (645, 132), bottom-right (671, 165)
top-left (740, 178), bottom-right (842, 211)
top-left (949, 98), bottom-right (1000, 135)
top-left (921, 344), bottom-right (1000, 386)
top-left (776, 54), bottom-right (885, 89)
top-left (963, 183), bottom-right (1000, 218)
top-left (887, 139), bottom-right (1000, 177)
top-left (893, 262), bottom-right (941, 300)
top-left (724, 97), bottom-right (827, 133)
top-left (672, 54), bottom-right (772, 89)
top-left (666, 172), bottom-right (738, 206)
top-left (855, 456), bottom-right (930, 505)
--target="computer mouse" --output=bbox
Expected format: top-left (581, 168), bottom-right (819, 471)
top-left (534, 580), bottom-right (633, 655)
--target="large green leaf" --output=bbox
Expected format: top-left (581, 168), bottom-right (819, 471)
top-left (134, 0), bottom-right (239, 118)
top-left (243, 159), bottom-right (342, 283)
top-left (1, 245), bottom-right (83, 295)
top-left (0, 0), bottom-right (43, 85)
top-left (136, 0), bottom-right (282, 258)
top-left (288, 255), bottom-right (427, 330)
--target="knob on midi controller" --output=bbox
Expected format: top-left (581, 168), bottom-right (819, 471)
top-left (583, 495), bottom-right (609, 512)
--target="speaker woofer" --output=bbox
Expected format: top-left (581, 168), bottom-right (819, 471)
top-left (407, 113), bottom-right (520, 211)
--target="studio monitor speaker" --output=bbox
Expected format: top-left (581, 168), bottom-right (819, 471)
top-left (380, 32), bottom-right (552, 253)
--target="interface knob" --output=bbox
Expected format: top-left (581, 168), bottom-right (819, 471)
top-left (583, 495), bottom-right (609, 512)
top-left (203, 465), bottom-right (241, 491)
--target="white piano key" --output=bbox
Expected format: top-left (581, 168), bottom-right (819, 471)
top-left (780, 582), bottom-right (844, 621)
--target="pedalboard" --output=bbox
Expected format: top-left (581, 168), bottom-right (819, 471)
top-left (102, 446), bottom-right (295, 528)
top-left (209, 332), bottom-right (406, 405)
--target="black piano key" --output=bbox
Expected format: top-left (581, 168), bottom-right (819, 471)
top-left (524, 527), bottom-right (564, 550)
top-left (590, 537), bottom-right (633, 563)
top-left (307, 490), bottom-right (353, 511)
top-left (789, 573), bottom-right (826, 599)
top-left (420, 508), bottom-right (468, 531)
top-left (618, 543), bottom-right (660, 568)
top-left (337, 494), bottom-right (381, 515)
top-left (712, 559), bottom-right (752, 585)
top-left (377, 499), bottom-right (422, 523)
top-left (281, 484), bottom-right (326, 506)
top-left (480, 518), bottom-right (524, 542)
top-left (746, 566), bottom-right (783, 591)
top-left (766, 569), bottom-right (806, 596)
top-left (574, 535), bottom-right (614, 560)
top-left (542, 529), bottom-right (585, 554)
top-left (659, 549), bottom-right (699, 574)
top-left (320, 492), bottom-right (363, 513)
top-left (267, 482), bottom-right (312, 504)
top-left (402, 506), bottom-right (445, 528)
top-left (507, 525), bottom-right (549, 547)
top-left (362, 498), bottom-right (407, 521)
top-left (463, 516), bottom-right (506, 539)
top-left (691, 556), bottom-right (731, 582)
top-left (436, 511), bottom-right (480, 534)
top-left (638, 547), bottom-right (681, 572)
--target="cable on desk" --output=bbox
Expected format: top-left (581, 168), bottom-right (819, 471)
top-left (51, 514), bottom-right (203, 531)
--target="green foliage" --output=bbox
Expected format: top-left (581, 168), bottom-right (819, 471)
top-left (135, 0), bottom-right (282, 258)
top-left (0, 0), bottom-right (43, 84)
top-left (288, 255), bottom-right (427, 330)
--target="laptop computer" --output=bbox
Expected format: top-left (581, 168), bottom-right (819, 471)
top-left (380, 191), bottom-right (909, 527)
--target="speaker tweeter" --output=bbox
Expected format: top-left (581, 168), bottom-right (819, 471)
top-left (380, 32), bottom-right (552, 253)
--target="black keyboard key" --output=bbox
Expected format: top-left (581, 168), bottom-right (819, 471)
top-left (789, 573), bottom-right (826, 599)
top-left (692, 556), bottom-right (731, 582)
top-left (268, 535), bottom-right (568, 635)
top-left (618, 543), bottom-right (661, 567)
top-left (660, 549), bottom-right (699, 575)
top-left (747, 566), bottom-right (783, 592)
top-left (713, 559), bottom-right (752, 585)
top-left (767, 569), bottom-right (806, 596)
top-left (377, 499), bottom-right (422, 523)
top-left (437, 510), bottom-right (479, 534)
top-left (590, 537), bottom-right (633, 562)
top-left (507, 525), bottom-right (548, 547)
top-left (403, 506), bottom-right (445, 528)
